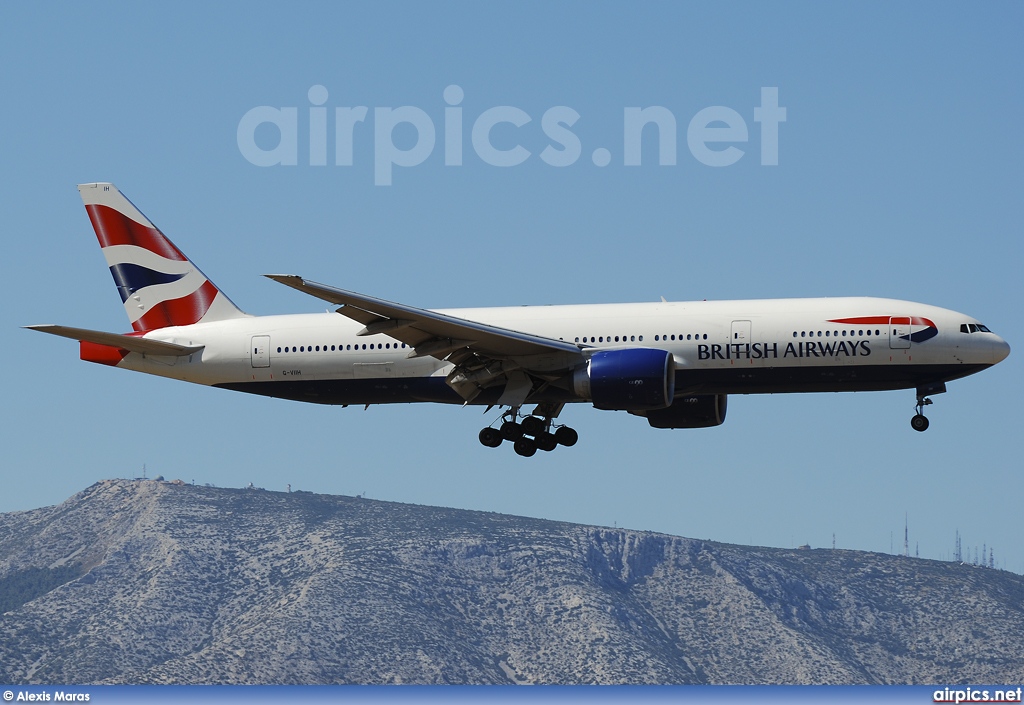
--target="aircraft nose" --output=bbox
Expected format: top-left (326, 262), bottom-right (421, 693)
top-left (992, 336), bottom-right (1011, 364)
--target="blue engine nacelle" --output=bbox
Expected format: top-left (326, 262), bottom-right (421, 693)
top-left (634, 394), bottom-right (728, 429)
top-left (573, 348), bottom-right (675, 411)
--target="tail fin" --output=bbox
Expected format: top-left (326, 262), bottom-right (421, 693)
top-left (78, 183), bottom-right (247, 331)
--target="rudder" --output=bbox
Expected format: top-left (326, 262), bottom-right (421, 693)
top-left (78, 182), bottom-right (247, 332)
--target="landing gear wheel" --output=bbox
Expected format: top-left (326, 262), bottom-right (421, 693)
top-left (500, 421), bottom-right (524, 441)
top-left (521, 416), bottom-right (544, 436)
top-left (513, 437), bottom-right (537, 457)
top-left (911, 386), bottom-right (941, 433)
top-left (535, 432), bottom-right (558, 452)
top-left (554, 426), bottom-right (578, 447)
top-left (479, 427), bottom-right (503, 447)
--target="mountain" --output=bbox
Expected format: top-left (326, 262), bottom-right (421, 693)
top-left (1, 479), bottom-right (1022, 684)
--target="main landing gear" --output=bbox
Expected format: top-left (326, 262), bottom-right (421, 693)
top-left (911, 382), bottom-right (946, 432)
top-left (478, 404), bottom-right (579, 456)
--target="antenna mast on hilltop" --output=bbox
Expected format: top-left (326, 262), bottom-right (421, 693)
top-left (904, 513), bottom-right (909, 558)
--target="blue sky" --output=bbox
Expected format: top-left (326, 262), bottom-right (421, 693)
top-left (2, 3), bottom-right (1022, 572)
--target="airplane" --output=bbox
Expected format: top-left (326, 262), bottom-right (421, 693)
top-left (27, 183), bottom-right (1010, 457)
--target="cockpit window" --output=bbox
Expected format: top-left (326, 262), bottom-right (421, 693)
top-left (962, 323), bottom-right (993, 334)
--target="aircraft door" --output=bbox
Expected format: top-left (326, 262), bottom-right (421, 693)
top-left (731, 320), bottom-right (751, 344)
top-left (251, 335), bottom-right (271, 367)
top-left (889, 317), bottom-right (911, 349)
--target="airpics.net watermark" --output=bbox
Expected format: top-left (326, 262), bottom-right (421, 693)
top-left (237, 85), bottom-right (786, 186)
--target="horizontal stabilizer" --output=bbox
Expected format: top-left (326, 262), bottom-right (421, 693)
top-left (24, 324), bottom-right (203, 357)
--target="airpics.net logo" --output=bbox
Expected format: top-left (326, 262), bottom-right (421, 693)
top-left (237, 85), bottom-right (786, 186)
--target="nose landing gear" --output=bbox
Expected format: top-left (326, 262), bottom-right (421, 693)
top-left (478, 403), bottom-right (579, 455)
top-left (911, 405), bottom-right (930, 432)
top-left (911, 382), bottom-right (946, 432)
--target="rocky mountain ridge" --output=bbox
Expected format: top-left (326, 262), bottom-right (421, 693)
top-left (1, 479), bottom-right (1022, 684)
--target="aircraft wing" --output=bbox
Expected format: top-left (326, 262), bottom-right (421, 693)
top-left (25, 324), bottom-right (204, 357)
top-left (265, 275), bottom-right (583, 361)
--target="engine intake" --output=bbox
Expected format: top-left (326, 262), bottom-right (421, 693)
top-left (573, 348), bottom-right (675, 411)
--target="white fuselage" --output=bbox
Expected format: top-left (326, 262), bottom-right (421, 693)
top-left (110, 296), bottom-right (1009, 407)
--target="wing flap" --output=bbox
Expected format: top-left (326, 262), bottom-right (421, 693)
top-left (25, 324), bottom-right (204, 357)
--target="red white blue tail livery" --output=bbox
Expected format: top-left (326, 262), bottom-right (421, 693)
top-left (79, 182), bottom-right (246, 331)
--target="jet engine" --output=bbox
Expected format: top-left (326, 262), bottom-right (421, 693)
top-left (633, 394), bottom-right (728, 428)
top-left (573, 348), bottom-right (675, 410)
